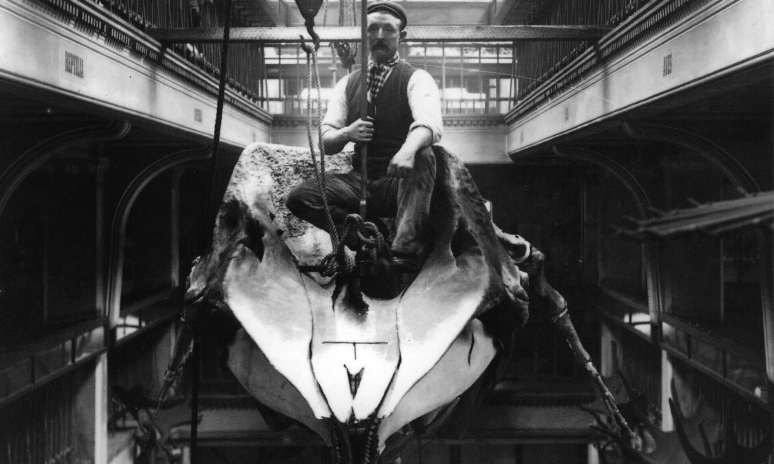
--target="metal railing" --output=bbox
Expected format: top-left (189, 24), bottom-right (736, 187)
top-left (515, 0), bottom-right (652, 101)
top-left (618, 327), bottom-right (662, 417)
top-left (260, 42), bottom-right (517, 115)
top-left (0, 369), bottom-right (79, 464)
top-left (69, 0), bottom-right (520, 115)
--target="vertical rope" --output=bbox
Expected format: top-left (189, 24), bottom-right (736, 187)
top-left (189, 331), bottom-right (200, 463)
top-left (206, 0), bottom-right (234, 227)
top-left (189, 2), bottom-right (233, 462)
top-left (304, 49), bottom-right (341, 249)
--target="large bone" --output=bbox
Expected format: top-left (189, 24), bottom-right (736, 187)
top-left (185, 143), bottom-right (530, 460)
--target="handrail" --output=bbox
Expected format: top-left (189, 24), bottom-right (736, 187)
top-left (148, 25), bottom-right (613, 44)
top-left (0, 317), bottom-right (106, 369)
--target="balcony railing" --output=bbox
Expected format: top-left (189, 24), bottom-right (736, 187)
top-left (43, 0), bottom-right (520, 116)
top-left (0, 365), bottom-right (86, 464)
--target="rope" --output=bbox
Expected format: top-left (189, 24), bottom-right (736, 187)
top-left (141, 1), bottom-right (234, 460)
top-left (206, 0), bottom-right (234, 225)
top-left (322, 0), bottom-right (357, 70)
top-left (317, 214), bottom-right (391, 277)
top-left (322, 0), bottom-right (337, 66)
top-left (304, 47), bottom-right (342, 250)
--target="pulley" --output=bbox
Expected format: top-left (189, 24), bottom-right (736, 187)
top-left (295, 0), bottom-right (325, 22)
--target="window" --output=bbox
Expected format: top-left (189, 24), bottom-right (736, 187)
top-left (260, 43), bottom-right (516, 115)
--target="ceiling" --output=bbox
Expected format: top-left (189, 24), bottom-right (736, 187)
top-left (253, 0), bottom-right (558, 27)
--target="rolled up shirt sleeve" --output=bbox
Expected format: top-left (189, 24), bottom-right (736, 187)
top-left (407, 69), bottom-right (443, 144)
top-left (320, 74), bottom-right (350, 137)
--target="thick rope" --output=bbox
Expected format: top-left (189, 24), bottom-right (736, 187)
top-left (140, 0), bottom-right (234, 460)
top-left (206, 0), bottom-right (234, 226)
top-left (323, 0), bottom-right (356, 70)
top-left (318, 214), bottom-right (390, 277)
top-left (304, 48), bottom-right (342, 250)
top-left (322, 0), bottom-right (337, 64)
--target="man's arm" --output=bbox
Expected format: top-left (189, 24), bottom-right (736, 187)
top-left (386, 127), bottom-right (432, 177)
top-left (388, 70), bottom-right (442, 177)
top-left (320, 74), bottom-right (374, 154)
top-left (322, 119), bottom-right (374, 154)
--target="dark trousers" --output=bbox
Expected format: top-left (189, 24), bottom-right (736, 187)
top-left (286, 147), bottom-right (436, 256)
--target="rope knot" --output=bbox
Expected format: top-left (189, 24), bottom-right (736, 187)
top-left (342, 214), bottom-right (390, 261)
top-left (333, 42), bottom-right (358, 69)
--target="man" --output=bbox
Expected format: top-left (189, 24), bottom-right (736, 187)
top-left (287, 0), bottom-right (442, 273)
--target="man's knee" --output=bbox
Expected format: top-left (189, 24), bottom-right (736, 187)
top-left (414, 146), bottom-right (436, 174)
top-left (416, 146), bottom-right (435, 166)
top-left (412, 146), bottom-right (436, 186)
top-left (286, 183), bottom-right (317, 218)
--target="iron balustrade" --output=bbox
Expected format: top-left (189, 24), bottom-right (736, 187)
top-left (260, 42), bottom-right (518, 115)
top-left (514, 0), bottom-right (652, 101)
top-left (0, 368), bottom-right (81, 464)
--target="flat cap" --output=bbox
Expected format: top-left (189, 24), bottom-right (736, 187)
top-left (367, 1), bottom-right (408, 30)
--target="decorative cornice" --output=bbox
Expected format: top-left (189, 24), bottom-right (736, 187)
top-left (443, 114), bottom-right (505, 128)
top-left (272, 115), bottom-right (308, 128)
top-left (272, 114), bottom-right (505, 128)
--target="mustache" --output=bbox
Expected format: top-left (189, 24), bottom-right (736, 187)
top-left (370, 41), bottom-right (388, 49)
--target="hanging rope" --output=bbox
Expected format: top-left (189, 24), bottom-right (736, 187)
top-left (321, 0), bottom-right (358, 70)
top-left (140, 2), bottom-right (234, 463)
top-left (317, 214), bottom-right (391, 278)
top-left (207, 0), bottom-right (235, 223)
top-left (334, 0), bottom-right (358, 70)
top-left (303, 45), bottom-right (344, 250)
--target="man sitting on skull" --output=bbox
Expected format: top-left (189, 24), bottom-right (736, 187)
top-left (286, 0), bottom-right (442, 274)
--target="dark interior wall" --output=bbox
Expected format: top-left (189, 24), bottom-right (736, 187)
top-left (467, 163), bottom-right (591, 296)
top-left (710, 119), bottom-right (773, 192)
top-left (109, 322), bottom-right (174, 395)
top-left (0, 154), bottom-right (99, 347)
top-left (467, 162), bottom-right (597, 379)
top-left (122, 172), bottom-right (173, 300)
top-left (587, 174), bottom-right (646, 299)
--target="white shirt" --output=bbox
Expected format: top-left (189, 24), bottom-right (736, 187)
top-left (320, 66), bottom-right (443, 145)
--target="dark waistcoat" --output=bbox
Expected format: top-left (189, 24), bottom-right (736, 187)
top-left (345, 61), bottom-right (417, 178)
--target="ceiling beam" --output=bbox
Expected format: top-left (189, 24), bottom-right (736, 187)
top-left (233, 0), bottom-right (284, 26)
top-left (148, 25), bottom-right (612, 44)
